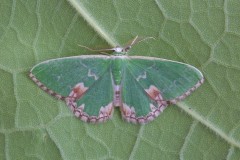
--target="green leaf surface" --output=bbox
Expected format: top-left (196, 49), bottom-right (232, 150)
top-left (1, 0), bottom-right (240, 159)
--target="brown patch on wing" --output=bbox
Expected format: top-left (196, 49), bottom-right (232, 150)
top-left (69, 83), bottom-right (88, 100)
top-left (145, 85), bottom-right (163, 101)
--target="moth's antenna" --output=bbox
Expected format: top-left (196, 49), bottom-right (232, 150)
top-left (78, 44), bottom-right (116, 52)
top-left (123, 36), bottom-right (156, 52)
top-left (135, 36), bottom-right (156, 44)
top-left (77, 36), bottom-right (155, 54)
top-left (129, 36), bottom-right (139, 46)
top-left (77, 44), bottom-right (120, 55)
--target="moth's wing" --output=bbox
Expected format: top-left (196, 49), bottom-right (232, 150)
top-left (30, 55), bottom-right (114, 123)
top-left (121, 56), bottom-right (204, 124)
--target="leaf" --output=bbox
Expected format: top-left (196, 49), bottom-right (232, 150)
top-left (0, 0), bottom-right (240, 159)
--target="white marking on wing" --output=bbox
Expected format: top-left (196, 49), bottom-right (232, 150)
top-left (88, 69), bottom-right (99, 80)
top-left (136, 71), bottom-right (147, 81)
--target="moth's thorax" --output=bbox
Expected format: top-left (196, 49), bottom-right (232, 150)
top-left (111, 58), bottom-right (125, 85)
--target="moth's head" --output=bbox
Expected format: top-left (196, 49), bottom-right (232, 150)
top-left (113, 46), bottom-right (131, 55)
top-left (112, 36), bottom-right (155, 56)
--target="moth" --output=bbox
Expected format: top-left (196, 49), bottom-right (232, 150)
top-left (29, 36), bottom-right (204, 124)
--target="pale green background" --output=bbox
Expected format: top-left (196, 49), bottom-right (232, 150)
top-left (0, 0), bottom-right (240, 160)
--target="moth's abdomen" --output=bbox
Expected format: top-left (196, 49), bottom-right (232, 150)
top-left (113, 85), bottom-right (122, 107)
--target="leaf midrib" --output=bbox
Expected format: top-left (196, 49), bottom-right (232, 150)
top-left (67, 0), bottom-right (119, 47)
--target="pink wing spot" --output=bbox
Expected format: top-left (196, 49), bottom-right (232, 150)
top-left (100, 102), bottom-right (114, 117)
top-left (145, 85), bottom-right (163, 101)
top-left (122, 104), bottom-right (132, 116)
top-left (150, 103), bottom-right (157, 111)
top-left (69, 83), bottom-right (88, 99)
top-left (121, 104), bottom-right (137, 122)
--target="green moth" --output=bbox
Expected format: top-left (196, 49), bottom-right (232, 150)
top-left (29, 37), bottom-right (204, 124)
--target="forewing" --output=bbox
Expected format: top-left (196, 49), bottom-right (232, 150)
top-left (121, 56), bottom-right (204, 124)
top-left (30, 55), bottom-right (113, 123)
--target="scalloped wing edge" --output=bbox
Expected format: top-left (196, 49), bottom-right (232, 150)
top-left (29, 72), bottom-right (66, 100)
top-left (120, 77), bottom-right (204, 124)
top-left (29, 72), bottom-right (114, 123)
top-left (66, 98), bottom-right (114, 123)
